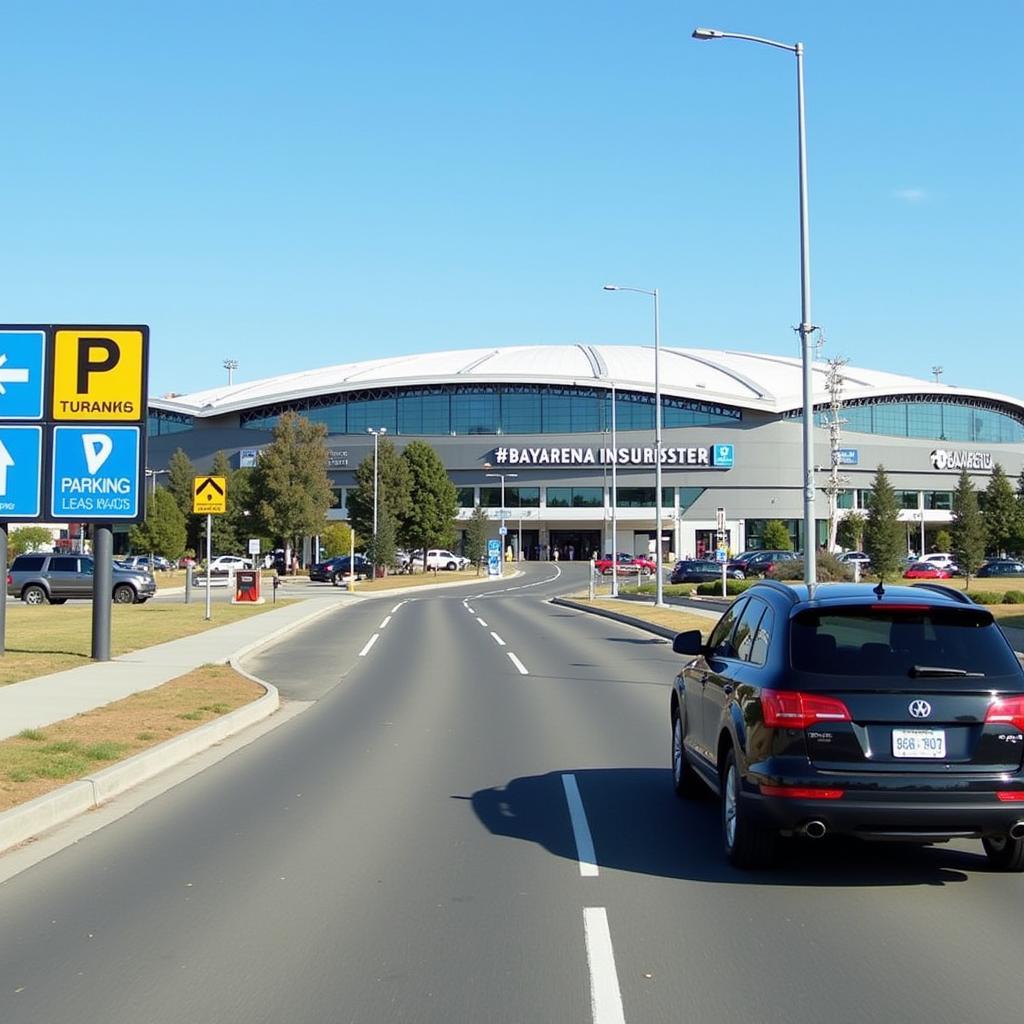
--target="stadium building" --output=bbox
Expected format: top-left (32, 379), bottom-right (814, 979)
top-left (147, 346), bottom-right (1024, 561)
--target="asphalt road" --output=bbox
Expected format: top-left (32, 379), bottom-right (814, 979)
top-left (3, 562), bottom-right (1024, 1023)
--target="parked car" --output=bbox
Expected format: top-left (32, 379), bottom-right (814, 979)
top-left (919, 552), bottom-right (957, 570)
top-left (309, 554), bottom-right (370, 583)
top-left (903, 561), bottom-right (952, 579)
top-left (423, 549), bottom-right (469, 571)
top-left (205, 555), bottom-right (253, 573)
top-left (837, 551), bottom-right (871, 570)
top-left (8, 554), bottom-right (156, 605)
top-left (123, 555), bottom-right (173, 572)
top-left (669, 559), bottom-right (722, 584)
top-left (725, 550), bottom-right (798, 579)
top-left (670, 579), bottom-right (1024, 869)
top-left (594, 552), bottom-right (652, 576)
top-left (978, 560), bottom-right (1024, 578)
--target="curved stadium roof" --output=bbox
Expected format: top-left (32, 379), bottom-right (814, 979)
top-left (151, 344), bottom-right (1024, 420)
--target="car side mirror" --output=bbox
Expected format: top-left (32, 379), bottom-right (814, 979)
top-left (672, 629), bottom-right (704, 656)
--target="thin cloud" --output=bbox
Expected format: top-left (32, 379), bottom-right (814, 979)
top-left (893, 187), bottom-right (928, 203)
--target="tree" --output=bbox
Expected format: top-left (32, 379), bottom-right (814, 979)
top-left (364, 510), bottom-right (396, 574)
top-left (760, 520), bottom-right (792, 551)
top-left (950, 468), bottom-right (986, 586)
top-left (863, 465), bottom-right (903, 579)
top-left (399, 440), bottom-right (458, 567)
top-left (346, 437), bottom-right (411, 561)
top-left (166, 448), bottom-right (201, 553)
top-left (128, 487), bottom-right (187, 560)
top-left (984, 463), bottom-right (1018, 557)
top-left (836, 511), bottom-right (866, 552)
top-left (250, 412), bottom-right (336, 564)
top-left (8, 526), bottom-right (56, 566)
top-left (321, 521), bottom-right (355, 558)
top-left (1012, 469), bottom-right (1024, 555)
top-left (464, 505), bottom-right (490, 575)
top-left (934, 528), bottom-right (952, 554)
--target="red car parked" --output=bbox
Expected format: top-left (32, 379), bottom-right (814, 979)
top-left (903, 561), bottom-right (952, 579)
top-left (594, 552), bottom-right (654, 576)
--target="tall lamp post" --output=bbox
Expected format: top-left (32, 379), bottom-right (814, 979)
top-left (604, 284), bottom-right (665, 607)
top-left (484, 469), bottom-right (517, 557)
top-left (692, 26), bottom-right (817, 590)
top-left (367, 427), bottom-right (387, 567)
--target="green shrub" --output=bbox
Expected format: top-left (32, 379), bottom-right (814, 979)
top-left (1003, 591), bottom-right (1024, 605)
top-left (772, 552), bottom-right (854, 583)
top-left (696, 579), bottom-right (757, 596)
top-left (970, 591), bottom-right (1004, 605)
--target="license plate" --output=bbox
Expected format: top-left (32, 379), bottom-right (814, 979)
top-left (892, 729), bottom-right (946, 758)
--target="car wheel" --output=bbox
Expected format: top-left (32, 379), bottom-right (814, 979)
top-left (332, 572), bottom-right (343, 587)
top-left (672, 711), bottom-right (704, 799)
top-left (731, 570), bottom-right (745, 580)
top-left (22, 585), bottom-right (48, 606)
top-left (982, 834), bottom-right (1024, 871)
top-left (112, 584), bottom-right (136, 604)
top-left (446, 561), bottom-right (456, 571)
top-left (721, 748), bottom-right (776, 868)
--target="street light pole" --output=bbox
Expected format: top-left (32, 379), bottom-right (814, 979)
top-left (611, 381), bottom-right (619, 598)
top-left (604, 284), bottom-right (665, 607)
top-left (367, 427), bottom-right (387, 566)
top-left (485, 470), bottom-right (517, 559)
top-left (692, 27), bottom-right (818, 591)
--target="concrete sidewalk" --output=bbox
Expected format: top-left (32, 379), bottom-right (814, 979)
top-left (0, 596), bottom-right (344, 741)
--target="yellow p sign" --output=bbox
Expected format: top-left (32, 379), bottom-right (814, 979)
top-left (52, 329), bottom-right (146, 421)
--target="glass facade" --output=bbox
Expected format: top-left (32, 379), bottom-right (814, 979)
top-left (456, 487), bottom-right (476, 507)
top-left (546, 487), bottom-right (604, 508)
top-left (147, 410), bottom-right (194, 437)
top-left (679, 487), bottom-right (705, 510)
top-left (615, 487), bottom-right (676, 508)
top-left (239, 383), bottom-right (741, 436)
top-left (815, 399), bottom-right (1024, 444)
top-left (479, 486), bottom-right (540, 508)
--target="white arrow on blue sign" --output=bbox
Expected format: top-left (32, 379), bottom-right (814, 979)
top-left (0, 330), bottom-right (45, 420)
top-left (50, 425), bottom-right (141, 520)
top-left (0, 426), bottom-right (43, 517)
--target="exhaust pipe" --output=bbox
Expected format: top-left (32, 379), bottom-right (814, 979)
top-left (800, 820), bottom-right (827, 840)
top-left (1009, 821), bottom-right (1024, 840)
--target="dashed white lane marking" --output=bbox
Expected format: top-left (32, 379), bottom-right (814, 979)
top-left (490, 632), bottom-right (506, 646)
top-left (379, 615), bottom-right (392, 629)
top-left (466, 606), bottom-right (475, 615)
top-left (391, 602), bottom-right (404, 613)
top-left (476, 617), bottom-right (488, 628)
top-left (583, 907), bottom-right (626, 1024)
top-left (507, 652), bottom-right (528, 675)
top-left (561, 774), bottom-right (598, 877)
top-left (358, 634), bottom-right (379, 657)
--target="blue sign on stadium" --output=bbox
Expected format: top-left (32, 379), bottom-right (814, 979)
top-left (0, 330), bottom-right (46, 420)
top-left (712, 443), bottom-right (735, 468)
top-left (50, 425), bottom-right (141, 520)
top-left (0, 426), bottom-right (43, 518)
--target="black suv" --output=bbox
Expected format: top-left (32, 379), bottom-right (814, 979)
top-left (8, 554), bottom-right (156, 605)
top-left (725, 550), bottom-right (797, 579)
top-left (671, 580), bottom-right (1024, 869)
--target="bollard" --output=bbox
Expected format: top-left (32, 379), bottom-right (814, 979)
top-left (185, 568), bottom-right (192, 604)
top-left (589, 559), bottom-right (596, 601)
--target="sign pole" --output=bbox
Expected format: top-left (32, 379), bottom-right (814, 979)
top-left (0, 524), bottom-right (7, 655)
top-left (205, 513), bottom-right (212, 621)
top-left (92, 524), bottom-right (112, 661)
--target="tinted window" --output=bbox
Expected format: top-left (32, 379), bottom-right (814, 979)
top-left (707, 598), bottom-right (748, 658)
top-left (48, 557), bottom-right (79, 573)
top-left (12, 555), bottom-right (46, 571)
top-left (791, 606), bottom-right (1022, 681)
top-left (749, 607), bottom-right (774, 666)
top-left (734, 599), bottom-right (767, 662)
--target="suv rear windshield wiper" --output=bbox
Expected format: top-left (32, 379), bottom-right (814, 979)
top-left (909, 665), bottom-right (984, 678)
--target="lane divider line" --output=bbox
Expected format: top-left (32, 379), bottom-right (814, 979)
top-left (507, 652), bottom-right (529, 675)
top-left (561, 773), bottom-right (598, 877)
top-left (391, 602), bottom-right (404, 613)
top-left (583, 908), bottom-right (626, 1024)
top-left (490, 632), bottom-right (506, 647)
top-left (358, 634), bottom-right (379, 657)
top-left (379, 615), bottom-right (392, 629)
top-left (476, 617), bottom-right (488, 628)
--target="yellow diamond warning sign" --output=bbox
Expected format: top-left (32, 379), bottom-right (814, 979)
top-left (52, 329), bottom-right (147, 421)
top-left (193, 475), bottom-right (227, 514)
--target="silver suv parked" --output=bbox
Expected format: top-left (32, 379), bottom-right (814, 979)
top-left (7, 554), bottom-right (156, 605)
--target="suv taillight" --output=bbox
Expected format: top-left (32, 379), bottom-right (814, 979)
top-left (761, 689), bottom-right (852, 730)
top-left (5, 573), bottom-right (10, 586)
top-left (985, 696), bottom-right (1024, 732)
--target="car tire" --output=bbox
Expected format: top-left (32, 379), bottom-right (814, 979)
top-left (446, 561), bottom-right (456, 571)
top-left (731, 570), bottom-right (745, 580)
top-left (672, 711), bottom-right (705, 799)
top-left (112, 584), bottom-right (136, 604)
top-left (982, 834), bottom-right (1024, 871)
top-left (721, 748), bottom-right (776, 868)
top-left (22, 584), bottom-right (48, 606)
top-left (332, 572), bottom-right (343, 587)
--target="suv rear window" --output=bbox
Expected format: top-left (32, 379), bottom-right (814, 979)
top-left (791, 606), bottom-right (1023, 682)
top-left (11, 555), bottom-right (46, 571)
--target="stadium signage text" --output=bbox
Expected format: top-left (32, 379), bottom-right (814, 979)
top-left (929, 449), bottom-right (993, 471)
top-left (490, 444), bottom-right (732, 468)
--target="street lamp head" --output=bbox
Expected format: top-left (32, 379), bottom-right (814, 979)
top-left (602, 284), bottom-right (620, 291)
top-left (692, 27), bottom-right (724, 40)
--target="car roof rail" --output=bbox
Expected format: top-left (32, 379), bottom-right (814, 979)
top-left (753, 579), bottom-right (799, 604)
top-left (909, 583), bottom-right (975, 604)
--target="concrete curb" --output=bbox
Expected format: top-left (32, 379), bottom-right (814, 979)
top-left (0, 600), bottom-right (342, 855)
top-left (551, 596), bottom-right (680, 640)
top-left (341, 567), bottom-right (525, 599)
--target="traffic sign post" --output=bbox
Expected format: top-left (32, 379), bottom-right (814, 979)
top-left (487, 538), bottom-right (501, 577)
top-left (0, 325), bottom-right (149, 660)
top-left (193, 476), bottom-right (228, 621)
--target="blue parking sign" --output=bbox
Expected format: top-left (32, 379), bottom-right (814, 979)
top-left (0, 426), bottom-right (43, 517)
top-left (51, 425), bottom-right (141, 520)
top-left (487, 537), bottom-right (501, 576)
top-left (0, 330), bottom-right (46, 420)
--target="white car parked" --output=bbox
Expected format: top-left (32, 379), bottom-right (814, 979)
top-left (919, 552), bottom-right (957, 570)
top-left (423, 549), bottom-right (469, 571)
top-left (206, 555), bottom-right (253, 573)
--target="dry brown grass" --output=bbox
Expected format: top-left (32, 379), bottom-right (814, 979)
top-left (0, 664), bottom-right (264, 811)
top-left (567, 596), bottom-right (716, 638)
top-left (350, 567), bottom-right (511, 592)
top-left (0, 600), bottom-right (289, 686)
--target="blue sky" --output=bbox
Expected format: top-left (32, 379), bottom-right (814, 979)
top-left (1, 1), bottom-right (1020, 399)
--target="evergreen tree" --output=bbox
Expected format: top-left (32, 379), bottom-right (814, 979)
top-left (166, 448), bottom-right (201, 554)
top-left (985, 463), bottom-right (1018, 557)
top-left (399, 440), bottom-right (458, 566)
top-left (250, 412), bottom-right (336, 562)
top-left (346, 437), bottom-right (411, 556)
top-left (1012, 469), bottom-right (1024, 555)
top-left (128, 487), bottom-right (187, 560)
top-left (364, 510), bottom-right (396, 574)
top-left (209, 451), bottom-right (239, 553)
top-left (836, 511), bottom-right (866, 552)
top-left (760, 520), bottom-right (792, 551)
top-left (950, 468), bottom-right (986, 585)
top-left (464, 505), bottom-right (490, 575)
top-left (934, 528), bottom-right (952, 554)
top-left (863, 465), bottom-right (903, 579)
